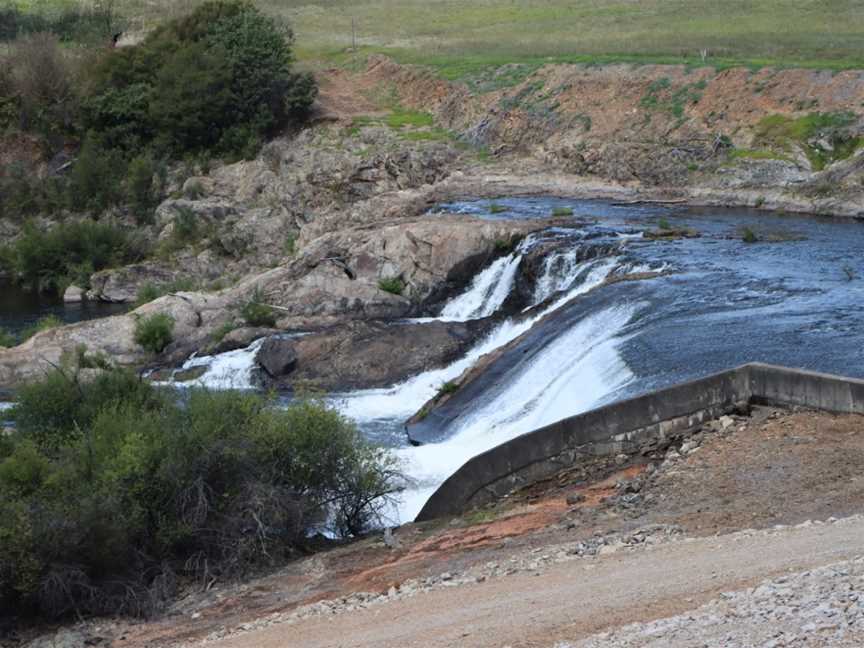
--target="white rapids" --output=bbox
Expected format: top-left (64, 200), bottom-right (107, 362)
top-left (171, 238), bottom-right (637, 524)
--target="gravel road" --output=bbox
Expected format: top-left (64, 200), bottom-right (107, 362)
top-left (205, 516), bottom-right (864, 648)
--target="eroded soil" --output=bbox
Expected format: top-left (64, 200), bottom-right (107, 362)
top-left (34, 406), bottom-right (864, 648)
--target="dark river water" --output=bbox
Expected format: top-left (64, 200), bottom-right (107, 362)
top-left (0, 278), bottom-right (128, 337)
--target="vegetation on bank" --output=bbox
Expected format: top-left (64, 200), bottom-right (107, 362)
top-left (0, 0), bottom-right (317, 294)
top-left (0, 366), bottom-right (402, 619)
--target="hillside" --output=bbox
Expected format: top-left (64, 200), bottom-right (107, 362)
top-left (111, 0), bottom-right (864, 72)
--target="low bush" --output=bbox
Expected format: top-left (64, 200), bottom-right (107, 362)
top-left (241, 289), bottom-right (277, 327)
top-left (742, 227), bottom-right (759, 243)
top-left (378, 277), bottom-right (405, 295)
top-left (551, 206), bottom-right (574, 217)
top-left (1, 220), bottom-right (146, 293)
top-left (0, 368), bottom-right (401, 618)
top-left (135, 279), bottom-right (198, 307)
top-left (134, 313), bottom-right (175, 354)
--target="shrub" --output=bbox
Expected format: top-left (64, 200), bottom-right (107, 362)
top-left (0, 368), bottom-right (401, 618)
top-left (134, 313), bottom-right (175, 354)
top-left (742, 227), bottom-right (758, 243)
top-left (66, 136), bottom-right (127, 212)
top-left (1, 220), bottom-right (144, 293)
top-left (126, 154), bottom-right (160, 223)
top-left (658, 217), bottom-right (672, 230)
top-left (82, 0), bottom-right (316, 158)
top-left (378, 277), bottom-right (405, 295)
top-left (489, 203), bottom-right (507, 214)
top-left (551, 206), bottom-right (574, 217)
top-left (437, 381), bottom-right (459, 396)
top-left (241, 289), bottom-right (277, 327)
top-left (0, 328), bottom-right (16, 348)
top-left (135, 278), bottom-right (197, 307)
top-left (5, 33), bottom-right (78, 144)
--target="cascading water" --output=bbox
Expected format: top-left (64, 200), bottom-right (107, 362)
top-left (335, 257), bottom-right (620, 425)
top-left (439, 252), bottom-right (522, 321)
top-left (169, 338), bottom-right (266, 390)
top-left (391, 304), bottom-right (637, 521)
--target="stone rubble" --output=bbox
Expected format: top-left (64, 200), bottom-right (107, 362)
top-left (565, 552), bottom-right (864, 647)
top-left (183, 516), bottom-right (864, 646)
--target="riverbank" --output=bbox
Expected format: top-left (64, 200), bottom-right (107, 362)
top-left (21, 406), bottom-right (864, 647)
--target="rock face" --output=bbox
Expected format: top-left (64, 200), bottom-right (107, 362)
top-left (261, 318), bottom-right (496, 391)
top-left (256, 337), bottom-right (298, 378)
top-left (63, 285), bottom-right (84, 303)
top-left (88, 263), bottom-right (182, 303)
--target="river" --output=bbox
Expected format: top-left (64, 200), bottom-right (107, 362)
top-left (5, 198), bottom-right (864, 522)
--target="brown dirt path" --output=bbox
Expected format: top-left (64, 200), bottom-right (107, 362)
top-left (211, 516), bottom-right (864, 648)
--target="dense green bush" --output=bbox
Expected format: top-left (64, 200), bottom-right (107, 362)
top-left (133, 313), bottom-right (175, 354)
top-left (241, 288), bottom-right (277, 327)
top-left (0, 4), bottom-right (117, 44)
top-left (0, 368), bottom-right (401, 618)
top-left (378, 277), bottom-right (405, 295)
top-left (0, 220), bottom-right (146, 292)
top-left (83, 0), bottom-right (316, 157)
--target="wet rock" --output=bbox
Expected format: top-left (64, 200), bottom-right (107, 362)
top-left (211, 326), bottom-right (278, 354)
top-left (256, 337), bottom-right (298, 378)
top-left (268, 318), bottom-right (494, 391)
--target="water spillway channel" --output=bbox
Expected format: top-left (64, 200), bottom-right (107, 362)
top-left (16, 198), bottom-right (864, 524)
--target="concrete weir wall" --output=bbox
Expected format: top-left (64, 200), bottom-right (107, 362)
top-left (416, 364), bottom-right (864, 521)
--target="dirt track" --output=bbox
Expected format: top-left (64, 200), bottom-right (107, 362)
top-left (211, 517), bottom-right (864, 648)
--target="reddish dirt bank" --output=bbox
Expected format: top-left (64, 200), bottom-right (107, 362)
top-left (47, 407), bottom-right (864, 648)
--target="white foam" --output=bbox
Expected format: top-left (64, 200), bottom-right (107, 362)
top-left (172, 338), bottom-right (266, 390)
top-left (334, 258), bottom-right (618, 425)
top-left (389, 303), bottom-right (637, 523)
top-left (439, 253), bottom-right (522, 321)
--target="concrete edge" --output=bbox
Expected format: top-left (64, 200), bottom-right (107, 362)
top-left (415, 364), bottom-right (864, 522)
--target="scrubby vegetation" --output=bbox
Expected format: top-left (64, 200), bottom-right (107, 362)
top-left (0, 1), bottom-right (317, 293)
top-left (133, 313), bottom-right (175, 354)
top-left (0, 221), bottom-right (147, 292)
top-left (241, 289), bottom-right (278, 327)
top-left (755, 112), bottom-right (862, 171)
top-left (378, 276), bottom-right (405, 295)
top-left (0, 367), bottom-right (402, 618)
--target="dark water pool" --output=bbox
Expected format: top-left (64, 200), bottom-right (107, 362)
top-left (0, 278), bottom-right (128, 338)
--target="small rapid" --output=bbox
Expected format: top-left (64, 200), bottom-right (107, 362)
top-left (440, 252), bottom-right (522, 321)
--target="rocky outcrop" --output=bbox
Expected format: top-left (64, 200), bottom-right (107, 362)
top-left (88, 263), bottom-right (183, 303)
top-left (256, 337), bottom-right (298, 378)
top-left (259, 318), bottom-right (496, 391)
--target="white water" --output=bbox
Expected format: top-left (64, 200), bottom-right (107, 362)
top-left (171, 338), bottom-right (266, 390)
top-left (0, 402), bottom-right (14, 412)
top-left (533, 249), bottom-right (590, 305)
top-left (391, 303), bottom-right (636, 522)
top-left (439, 253), bottom-right (522, 321)
top-left (334, 258), bottom-right (619, 425)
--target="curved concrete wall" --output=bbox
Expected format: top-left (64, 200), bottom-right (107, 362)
top-left (416, 363), bottom-right (864, 521)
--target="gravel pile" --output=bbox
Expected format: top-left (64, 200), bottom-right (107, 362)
top-left (566, 554), bottom-right (864, 647)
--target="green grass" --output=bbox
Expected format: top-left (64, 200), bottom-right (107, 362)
top-left (489, 203), bottom-right (508, 214)
top-left (755, 112), bottom-right (863, 170)
top-left (551, 207), bottom-right (574, 217)
top-left (52, 1), bottom-right (864, 78)
top-left (729, 148), bottom-right (794, 162)
top-left (378, 276), bottom-right (405, 295)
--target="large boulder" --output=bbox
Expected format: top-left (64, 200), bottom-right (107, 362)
top-left (88, 263), bottom-right (181, 303)
top-left (256, 337), bottom-right (298, 378)
top-left (264, 318), bottom-right (496, 391)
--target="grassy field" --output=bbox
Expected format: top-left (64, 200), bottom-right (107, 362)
top-left (13, 0), bottom-right (864, 76)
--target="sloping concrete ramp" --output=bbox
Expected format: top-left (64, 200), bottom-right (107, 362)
top-left (418, 364), bottom-right (864, 521)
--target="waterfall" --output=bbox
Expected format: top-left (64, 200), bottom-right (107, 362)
top-left (439, 253), bottom-right (522, 321)
top-left (335, 257), bottom-right (619, 426)
top-left (532, 248), bottom-right (590, 305)
top-left (169, 338), bottom-right (266, 390)
top-left (389, 303), bottom-right (637, 523)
